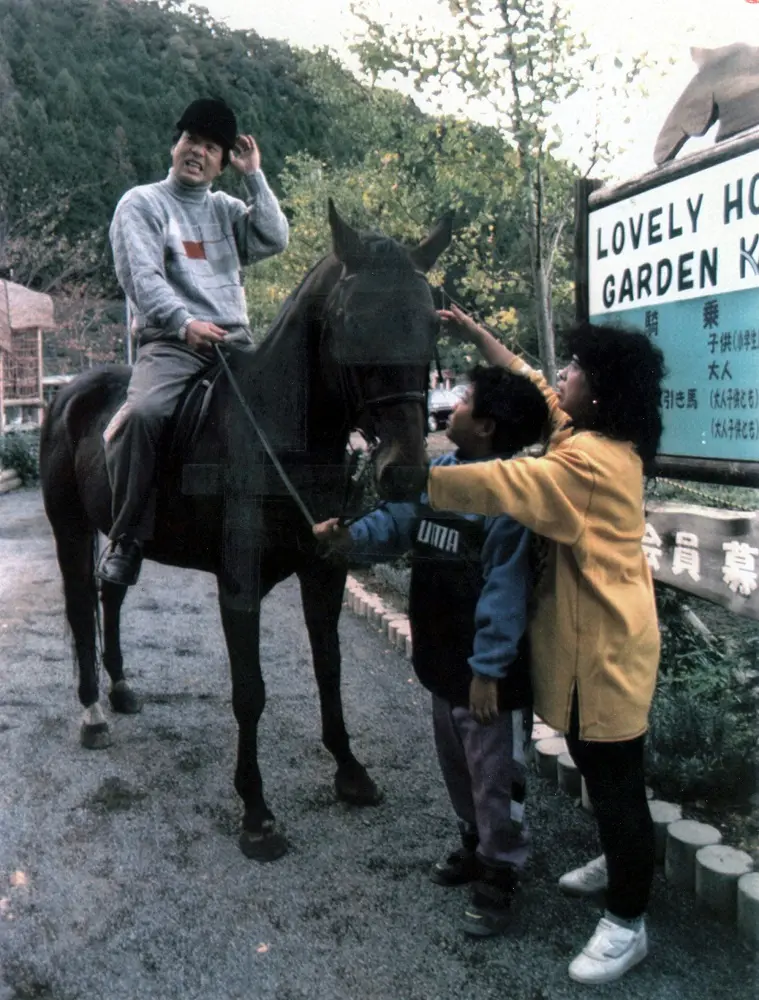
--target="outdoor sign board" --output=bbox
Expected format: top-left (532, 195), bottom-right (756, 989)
top-left (587, 130), bottom-right (759, 486)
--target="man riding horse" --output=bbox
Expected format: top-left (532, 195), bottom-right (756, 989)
top-left (99, 97), bottom-right (289, 587)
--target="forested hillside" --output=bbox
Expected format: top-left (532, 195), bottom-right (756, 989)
top-left (0, 0), bottom-right (579, 370)
top-left (0, 0), bottom-right (401, 287)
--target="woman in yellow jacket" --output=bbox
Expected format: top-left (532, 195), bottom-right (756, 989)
top-left (431, 304), bottom-right (666, 986)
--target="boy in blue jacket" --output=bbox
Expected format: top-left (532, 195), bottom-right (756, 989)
top-left (313, 365), bottom-right (549, 936)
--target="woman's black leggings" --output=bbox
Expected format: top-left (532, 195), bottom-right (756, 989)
top-left (565, 695), bottom-right (655, 920)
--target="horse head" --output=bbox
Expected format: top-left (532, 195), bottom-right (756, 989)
top-left (324, 199), bottom-right (452, 501)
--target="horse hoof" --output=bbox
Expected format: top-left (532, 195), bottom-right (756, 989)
top-left (109, 682), bottom-right (142, 715)
top-left (335, 763), bottom-right (383, 806)
top-left (239, 819), bottom-right (288, 862)
top-left (80, 722), bottom-right (112, 750)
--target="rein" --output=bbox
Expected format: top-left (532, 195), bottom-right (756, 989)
top-left (213, 346), bottom-right (417, 529)
top-left (213, 345), bottom-right (317, 528)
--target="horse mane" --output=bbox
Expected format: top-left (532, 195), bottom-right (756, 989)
top-left (255, 255), bottom-right (338, 359)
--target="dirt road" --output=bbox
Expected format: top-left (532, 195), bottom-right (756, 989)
top-left (0, 489), bottom-right (754, 1000)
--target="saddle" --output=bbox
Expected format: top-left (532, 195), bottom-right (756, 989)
top-left (163, 357), bottom-right (372, 521)
top-left (166, 360), bottom-right (223, 467)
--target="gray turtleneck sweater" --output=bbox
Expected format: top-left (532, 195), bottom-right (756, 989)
top-left (109, 170), bottom-right (289, 340)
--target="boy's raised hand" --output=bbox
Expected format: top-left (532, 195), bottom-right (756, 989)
top-left (313, 518), bottom-right (353, 558)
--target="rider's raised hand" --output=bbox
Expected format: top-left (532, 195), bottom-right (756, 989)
top-left (230, 134), bottom-right (261, 175)
top-left (185, 320), bottom-right (226, 350)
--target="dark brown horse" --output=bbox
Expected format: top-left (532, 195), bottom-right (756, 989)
top-left (39, 201), bottom-right (451, 861)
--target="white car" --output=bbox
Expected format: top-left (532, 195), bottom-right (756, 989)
top-left (427, 387), bottom-right (460, 432)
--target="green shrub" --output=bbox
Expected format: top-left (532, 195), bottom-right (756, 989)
top-left (647, 674), bottom-right (756, 801)
top-left (0, 431), bottom-right (41, 485)
top-left (646, 584), bottom-right (758, 801)
top-left (372, 560), bottom-right (411, 602)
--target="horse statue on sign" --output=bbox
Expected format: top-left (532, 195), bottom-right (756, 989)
top-left (655, 44), bottom-right (759, 165)
top-left (40, 200), bottom-right (452, 861)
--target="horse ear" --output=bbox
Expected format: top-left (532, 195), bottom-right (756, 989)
top-left (328, 198), bottom-right (362, 265)
top-left (409, 211), bottom-right (454, 272)
top-left (690, 47), bottom-right (713, 69)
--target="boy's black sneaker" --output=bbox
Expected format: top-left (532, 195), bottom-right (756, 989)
top-left (460, 864), bottom-right (517, 937)
top-left (429, 847), bottom-right (479, 886)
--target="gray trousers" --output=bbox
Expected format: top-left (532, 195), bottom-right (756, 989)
top-left (103, 340), bottom-right (214, 541)
top-left (431, 694), bottom-right (531, 869)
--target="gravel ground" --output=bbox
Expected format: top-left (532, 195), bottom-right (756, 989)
top-left (0, 488), bottom-right (755, 1000)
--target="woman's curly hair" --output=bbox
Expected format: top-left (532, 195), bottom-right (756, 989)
top-left (566, 321), bottom-right (667, 475)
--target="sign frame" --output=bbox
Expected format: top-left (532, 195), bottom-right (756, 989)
top-left (575, 129), bottom-right (759, 487)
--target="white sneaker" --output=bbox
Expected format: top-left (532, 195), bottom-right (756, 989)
top-left (568, 915), bottom-right (648, 984)
top-left (558, 854), bottom-right (608, 896)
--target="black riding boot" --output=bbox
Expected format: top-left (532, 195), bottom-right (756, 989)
top-left (461, 859), bottom-right (518, 936)
top-left (97, 537), bottom-right (143, 587)
top-left (430, 825), bottom-right (479, 886)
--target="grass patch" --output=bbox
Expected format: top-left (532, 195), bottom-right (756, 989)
top-left (0, 429), bottom-right (40, 484)
top-left (647, 584), bottom-right (758, 803)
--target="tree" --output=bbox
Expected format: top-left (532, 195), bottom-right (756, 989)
top-left (243, 118), bottom-right (555, 372)
top-left (0, 0), bottom-right (420, 289)
top-left (351, 0), bottom-right (647, 382)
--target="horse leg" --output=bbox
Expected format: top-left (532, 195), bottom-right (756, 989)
top-left (297, 559), bottom-right (382, 806)
top-left (218, 591), bottom-right (288, 862)
top-left (50, 527), bottom-right (111, 749)
top-left (100, 580), bottom-right (142, 715)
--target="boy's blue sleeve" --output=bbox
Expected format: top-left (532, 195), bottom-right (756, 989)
top-left (346, 454), bottom-right (454, 564)
top-left (348, 502), bottom-right (417, 564)
top-left (469, 516), bottom-right (530, 679)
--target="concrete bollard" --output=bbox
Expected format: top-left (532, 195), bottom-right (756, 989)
top-left (0, 472), bottom-right (22, 494)
top-left (531, 722), bottom-right (559, 743)
top-left (383, 617), bottom-right (405, 643)
top-left (364, 598), bottom-right (383, 623)
top-left (527, 722), bottom-right (557, 765)
top-left (580, 776), bottom-right (593, 814)
top-left (648, 801), bottom-right (682, 864)
top-left (382, 615), bottom-right (407, 638)
top-left (404, 634), bottom-right (413, 660)
top-left (737, 872), bottom-right (759, 947)
top-left (557, 752), bottom-right (581, 798)
top-left (392, 620), bottom-right (411, 652)
top-left (695, 845), bottom-right (754, 922)
top-left (665, 820), bottom-right (722, 891)
top-left (372, 606), bottom-right (388, 627)
top-left (534, 737), bottom-right (567, 783)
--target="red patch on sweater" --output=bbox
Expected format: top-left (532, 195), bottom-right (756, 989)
top-left (183, 240), bottom-right (206, 260)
